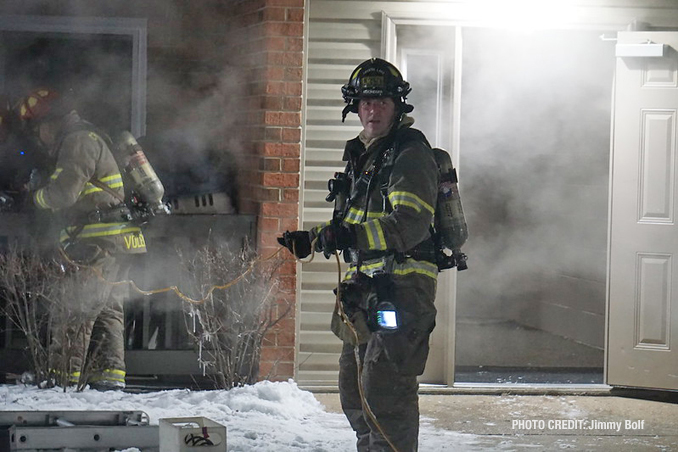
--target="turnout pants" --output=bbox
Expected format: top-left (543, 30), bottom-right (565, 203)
top-left (339, 342), bottom-right (420, 452)
top-left (49, 245), bottom-right (131, 386)
top-left (338, 276), bottom-right (436, 452)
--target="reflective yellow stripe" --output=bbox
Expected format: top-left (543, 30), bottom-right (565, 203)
top-left (100, 174), bottom-right (122, 183)
top-left (344, 257), bottom-right (438, 280)
top-left (43, 170), bottom-right (124, 200)
top-left (364, 220), bottom-right (386, 250)
top-left (50, 168), bottom-right (63, 180)
top-left (344, 261), bottom-right (386, 279)
top-left (90, 368), bottom-right (126, 383)
top-left (81, 174), bottom-right (124, 196)
top-left (344, 207), bottom-right (385, 224)
top-left (81, 182), bottom-right (124, 195)
top-left (312, 220), bottom-right (332, 235)
top-left (60, 223), bottom-right (142, 242)
top-left (388, 191), bottom-right (435, 214)
top-left (81, 184), bottom-right (102, 195)
top-left (50, 369), bottom-right (81, 383)
top-left (108, 368), bottom-right (126, 377)
top-left (34, 189), bottom-right (50, 209)
top-left (393, 260), bottom-right (438, 279)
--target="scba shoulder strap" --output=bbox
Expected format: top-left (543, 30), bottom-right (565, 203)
top-left (378, 127), bottom-right (440, 264)
top-left (378, 127), bottom-right (431, 213)
top-left (341, 137), bottom-right (392, 223)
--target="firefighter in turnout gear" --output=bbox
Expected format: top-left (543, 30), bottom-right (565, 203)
top-left (19, 88), bottom-right (146, 390)
top-left (279, 58), bottom-right (440, 451)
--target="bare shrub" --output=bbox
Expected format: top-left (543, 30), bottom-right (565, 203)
top-left (0, 243), bottom-right (106, 391)
top-left (0, 244), bottom-right (60, 386)
top-left (1, 238), bottom-right (289, 391)
top-left (178, 240), bottom-right (289, 389)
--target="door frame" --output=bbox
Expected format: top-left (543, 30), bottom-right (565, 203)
top-left (382, 13), bottom-right (463, 386)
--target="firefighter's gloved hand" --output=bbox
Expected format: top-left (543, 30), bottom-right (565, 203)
top-left (318, 223), bottom-right (355, 258)
top-left (277, 230), bottom-right (312, 259)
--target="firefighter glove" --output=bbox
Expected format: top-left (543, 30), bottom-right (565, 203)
top-left (318, 223), bottom-right (355, 258)
top-left (277, 230), bottom-right (312, 259)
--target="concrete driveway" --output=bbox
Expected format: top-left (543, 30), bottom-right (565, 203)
top-left (313, 390), bottom-right (678, 451)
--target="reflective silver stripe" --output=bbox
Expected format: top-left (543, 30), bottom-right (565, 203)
top-left (344, 207), bottom-right (385, 224)
top-left (364, 220), bottom-right (387, 250)
top-left (344, 260), bottom-right (387, 279)
top-left (393, 259), bottom-right (438, 279)
top-left (388, 190), bottom-right (435, 214)
top-left (344, 257), bottom-right (438, 280)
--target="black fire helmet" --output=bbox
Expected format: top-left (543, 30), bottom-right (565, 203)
top-left (341, 58), bottom-right (414, 122)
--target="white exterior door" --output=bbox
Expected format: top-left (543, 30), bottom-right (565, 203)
top-left (608, 31), bottom-right (678, 390)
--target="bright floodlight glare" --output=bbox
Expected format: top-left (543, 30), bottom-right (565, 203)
top-left (471, 0), bottom-right (578, 32)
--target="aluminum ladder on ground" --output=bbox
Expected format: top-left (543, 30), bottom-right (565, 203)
top-left (0, 410), bottom-right (158, 451)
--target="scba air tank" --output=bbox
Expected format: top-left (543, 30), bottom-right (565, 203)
top-left (432, 148), bottom-right (468, 251)
top-left (115, 131), bottom-right (167, 214)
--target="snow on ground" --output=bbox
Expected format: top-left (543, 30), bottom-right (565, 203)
top-left (0, 380), bottom-right (483, 451)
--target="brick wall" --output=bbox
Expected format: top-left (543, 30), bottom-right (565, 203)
top-left (223, 0), bottom-right (305, 381)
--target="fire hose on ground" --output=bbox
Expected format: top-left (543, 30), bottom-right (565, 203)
top-left (57, 239), bottom-right (401, 452)
top-left (57, 245), bottom-right (286, 305)
top-left (295, 241), bottom-right (401, 452)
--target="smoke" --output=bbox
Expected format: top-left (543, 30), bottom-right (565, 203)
top-left (143, 60), bottom-right (245, 199)
top-left (457, 28), bottom-right (615, 322)
top-left (401, 25), bottom-right (616, 325)
top-left (0, 2), bottom-right (255, 354)
top-left (0, 1), bottom-right (248, 200)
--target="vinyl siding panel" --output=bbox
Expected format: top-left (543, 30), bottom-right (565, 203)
top-left (298, 3), bottom-right (382, 385)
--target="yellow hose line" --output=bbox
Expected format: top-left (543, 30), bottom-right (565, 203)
top-left (58, 245), bottom-right (286, 305)
top-left (60, 236), bottom-right (399, 450)
top-left (290, 237), bottom-right (398, 450)
top-left (326, 250), bottom-right (400, 452)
